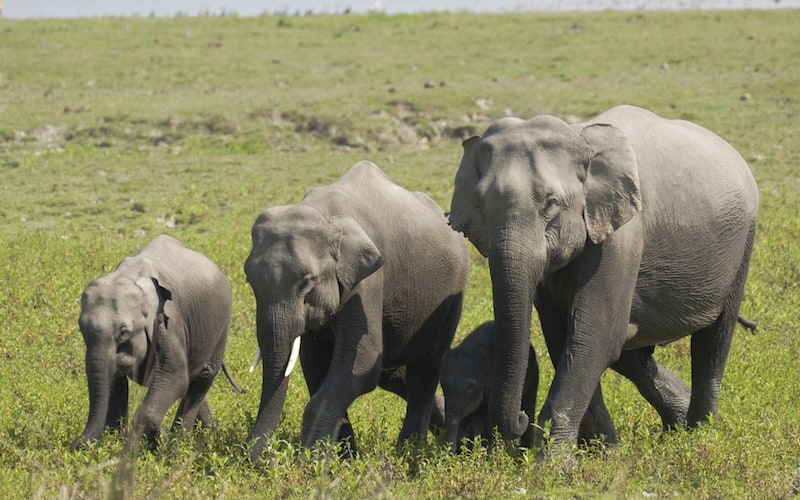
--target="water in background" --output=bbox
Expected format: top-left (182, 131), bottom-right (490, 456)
top-left (3, 0), bottom-right (798, 18)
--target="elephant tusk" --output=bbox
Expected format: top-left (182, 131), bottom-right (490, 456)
top-left (285, 336), bottom-right (301, 377)
top-left (249, 347), bottom-right (262, 373)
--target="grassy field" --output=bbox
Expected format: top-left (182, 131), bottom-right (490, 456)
top-left (1, 9), bottom-right (799, 498)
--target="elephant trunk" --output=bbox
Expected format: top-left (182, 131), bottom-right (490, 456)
top-left (445, 414), bottom-right (462, 454)
top-left (71, 345), bottom-right (113, 449)
top-left (487, 226), bottom-right (543, 441)
top-left (247, 306), bottom-right (297, 463)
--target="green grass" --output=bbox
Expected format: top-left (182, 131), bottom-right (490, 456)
top-left (1, 9), bottom-right (799, 498)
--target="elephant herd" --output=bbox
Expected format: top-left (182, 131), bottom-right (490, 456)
top-left (70, 105), bottom-right (759, 464)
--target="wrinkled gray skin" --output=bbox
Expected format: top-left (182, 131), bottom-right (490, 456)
top-left (449, 105), bottom-right (758, 451)
top-left (441, 316), bottom-right (756, 455)
top-left (441, 321), bottom-right (538, 453)
top-left (244, 161), bottom-right (469, 462)
top-left (70, 235), bottom-right (235, 450)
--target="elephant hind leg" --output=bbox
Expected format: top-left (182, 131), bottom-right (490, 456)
top-left (172, 369), bottom-right (218, 432)
top-left (576, 385), bottom-right (617, 446)
top-left (379, 366), bottom-right (446, 434)
top-left (397, 294), bottom-right (463, 445)
top-left (688, 222), bottom-right (754, 426)
top-left (687, 314), bottom-right (737, 426)
top-left (611, 346), bottom-right (690, 429)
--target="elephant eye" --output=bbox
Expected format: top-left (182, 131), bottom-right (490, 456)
top-left (299, 274), bottom-right (317, 297)
top-left (543, 195), bottom-right (562, 219)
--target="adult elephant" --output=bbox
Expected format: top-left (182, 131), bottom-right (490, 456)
top-left (244, 160), bottom-right (469, 462)
top-left (70, 235), bottom-right (241, 450)
top-left (449, 105), bottom-right (758, 450)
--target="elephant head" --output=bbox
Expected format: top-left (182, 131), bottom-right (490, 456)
top-left (70, 270), bottom-right (171, 450)
top-left (244, 204), bottom-right (383, 462)
top-left (449, 115), bottom-right (641, 440)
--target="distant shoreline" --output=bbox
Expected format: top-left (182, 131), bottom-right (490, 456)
top-left (3, 0), bottom-right (799, 19)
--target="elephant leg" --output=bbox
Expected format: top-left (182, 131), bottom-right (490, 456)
top-left (688, 226), bottom-right (753, 427)
top-left (397, 294), bottom-right (462, 446)
top-left (171, 363), bottom-right (219, 432)
top-left (540, 232), bottom-right (642, 447)
top-left (105, 375), bottom-right (130, 431)
top-left (687, 316), bottom-right (735, 427)
top-left (133, 339), bottom-right (190, 444)
top-left (379, 366), bottom-right (446, 434)
top-left (459, 408), bottom-right (490, 452)
top-left (196, 398), bottom-right (213, 428)
top-left (172, 394), bottom-right (214, 432)
top-left (300, 327), bottom-right (356, 455)
top-left (133, 375), bottom-right (188, 444)
top-left (611, 346), bottom-right (690, 429)
top-left (577, 386), bottom-right (617, 446)
top-left (535, 295), bottom-right (617, 445)
top-left (519, 344), bottom-right (539, 448)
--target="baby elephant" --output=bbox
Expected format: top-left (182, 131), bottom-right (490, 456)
top-left (70, 235), bottom-right (241, 450)
top-left (440, 321), bottom-right (539, 453)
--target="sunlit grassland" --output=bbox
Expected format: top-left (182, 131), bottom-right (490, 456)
top-left (1, 9), bottom-right (798, 497)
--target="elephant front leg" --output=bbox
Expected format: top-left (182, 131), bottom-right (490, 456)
top-left (300, 327), bottom-right (356, 456)
top-left (105, 375), bottom-right (130, 431)
top-left (540, 236), bottom-right (641, 452)
top-left (536, 294), bottom-right (617, 447)
top-left (300, 291), bottom-right (383, 450)
top-left (132, 374), bottom-right (188, 445)
top-left (132, 346), bottom-right (189, 445)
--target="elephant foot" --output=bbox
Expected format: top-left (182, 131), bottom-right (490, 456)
top-left (538, 440), bottom-right (579, 473)
top-left (69, 434), bottom-right (93, 451)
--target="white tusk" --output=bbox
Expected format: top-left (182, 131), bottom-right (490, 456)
top-left (285, 336), bottom-right (301, 377)
top-left (249, 347), bottom-right (262, 373)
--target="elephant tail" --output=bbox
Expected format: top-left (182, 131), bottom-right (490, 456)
top-left (736, 315), bottom-right (758, 334)
top-left (221, 361), bottom-right (246, 394)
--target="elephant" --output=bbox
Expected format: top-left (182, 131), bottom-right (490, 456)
top-left (449, 104), bottom-right (758, 452)
top-left (441, 316), bottom-right (757, 455)
top-left (244, 160), bottom-right (469, 462)
top-left (441, 320), bottom-right (538, 453)
top-left (70, 234), bottom-right (241, 450)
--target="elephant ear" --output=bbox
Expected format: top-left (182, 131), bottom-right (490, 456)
top-left (331, 216), bottom-right (384, 293)
top-left (580, 123), bottom-right (642, 244)
top-left (134, 276), bottom-right (172, 342)
top-left (448, 135), bottom-right (481, 235)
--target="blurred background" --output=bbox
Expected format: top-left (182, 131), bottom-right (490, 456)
top-left (2, 0), bottom-right (798, 18)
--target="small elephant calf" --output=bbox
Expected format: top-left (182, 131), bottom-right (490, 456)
top-left (70, 235), bottom-right (241, 449)
top-left (440, 321), bottom-right (539, 453)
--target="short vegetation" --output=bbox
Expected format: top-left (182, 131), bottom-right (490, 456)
top-left (1, 9), bottom-right (798, 498)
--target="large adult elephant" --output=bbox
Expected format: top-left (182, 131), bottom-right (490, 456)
top-left (244, 160), bottom-right (469, 462)
top-left (70, 235), bottom-right (240, 450)
top-left (449, 105), bottom-right (758, 450)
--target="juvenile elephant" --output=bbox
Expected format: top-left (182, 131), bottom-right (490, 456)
top-left (70, 235), bottom-right (240, 450)
top-left (244, 160), bottom-right (469, 462)
top-left (441, 321), bottom-right (538, 453)
top-left (449, 105), bottom-right (758, 451)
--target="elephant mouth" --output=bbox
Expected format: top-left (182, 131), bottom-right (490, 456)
top-left (116, 352), bottom-right (135, 374)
